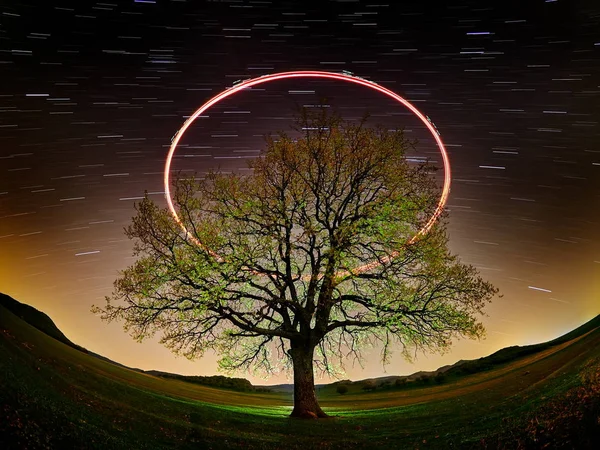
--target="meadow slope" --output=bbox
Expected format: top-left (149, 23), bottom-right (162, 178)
top-left (1, 300), bottom-right (599, 449)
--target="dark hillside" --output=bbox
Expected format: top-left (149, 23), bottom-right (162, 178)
top-left (444, 313), bottom-right (600, 378)
top-left (1, 295), bottom-right (598, 449)
top-left (144, 371), bottom-right (262, 392)
top-left (0, 292), bottom-right (258, 388)
top-left (0, 292), bottom-right (86, 353)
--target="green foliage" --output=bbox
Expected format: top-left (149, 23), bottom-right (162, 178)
top-left (417, 375), bottom-right (431, 385)
top-left (361, 380), bottom-right (377, 391)
top-left (93, 108), bottom-right (498, 387)
top-left (395, 378), bottom-right (408, 388)
top-left (335, 384), bottom-right (349, 395)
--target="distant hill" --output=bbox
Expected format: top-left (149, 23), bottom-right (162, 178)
top-left (0, 293), bottom-right (148, 372)
top-left (0, 293), bottom-right (86, 353)
top-left (0, 292), bottom-right (258, 391)
top-left (2, 291), bottom-right (598, 392)
top-left (143, 370), bottom-right (271, 392)
top-left (442, 313), bottom-right (600, 379)
top-left (270, 313), bottom-right (600, 392)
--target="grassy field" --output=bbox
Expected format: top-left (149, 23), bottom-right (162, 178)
top-left (1, 302), bottom-right (599, 449)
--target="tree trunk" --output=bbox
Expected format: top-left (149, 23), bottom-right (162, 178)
top-left (289, 345), bottom-right (328, 418)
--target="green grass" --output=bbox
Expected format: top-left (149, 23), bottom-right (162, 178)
top-left (1, 303), bottom-right (599, 449)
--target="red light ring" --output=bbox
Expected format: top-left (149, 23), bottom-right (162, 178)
top-left (164, 70), bottom-right (451, 274)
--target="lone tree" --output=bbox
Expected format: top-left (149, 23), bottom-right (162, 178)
top-left (94, 110), bottom-right (497, 418)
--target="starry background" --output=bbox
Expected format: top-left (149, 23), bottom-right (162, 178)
top-left (1, 0), bottom-right (599, 384)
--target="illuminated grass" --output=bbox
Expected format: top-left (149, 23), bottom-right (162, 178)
top-left (1, 304), bottom-right (599, 449)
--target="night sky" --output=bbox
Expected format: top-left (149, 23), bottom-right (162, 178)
top-left (1, 0), bottom-right (599, 384)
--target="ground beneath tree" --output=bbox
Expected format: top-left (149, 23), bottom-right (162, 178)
top-left (1, 303), bottom-right (599, 449)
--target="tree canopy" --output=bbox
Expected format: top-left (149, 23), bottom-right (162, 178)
top-left (94, 110), bottom-right (498, 417)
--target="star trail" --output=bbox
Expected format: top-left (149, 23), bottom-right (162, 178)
top-left (1, 0), bottom-right (598, 384)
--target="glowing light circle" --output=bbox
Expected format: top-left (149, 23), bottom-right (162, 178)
top-left (164, 70), bottom-right (451, 274)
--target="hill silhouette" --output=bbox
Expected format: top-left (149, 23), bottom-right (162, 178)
top-left (1, 291), bottom-right (599, 390)
top-left (271, 313), bottom-right (600, 392)
top-left (0, 293), bottom-right (84, 352)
